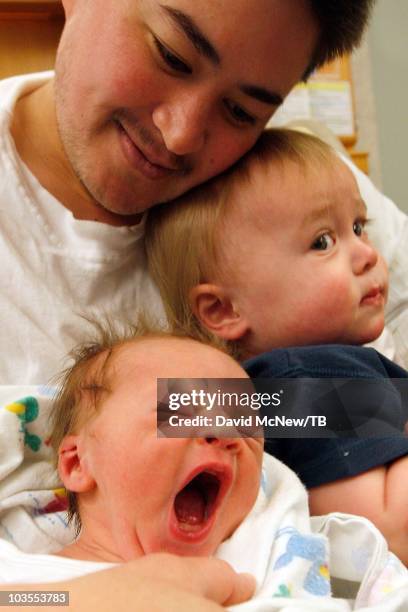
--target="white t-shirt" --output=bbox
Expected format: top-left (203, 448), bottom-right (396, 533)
top-left (0, 72), bottom-right (164, 385)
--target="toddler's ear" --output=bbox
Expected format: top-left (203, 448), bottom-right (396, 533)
top-left (58, 435), bottom-right (95, 493)
top-left (190, 284), bottom-right (249, 340)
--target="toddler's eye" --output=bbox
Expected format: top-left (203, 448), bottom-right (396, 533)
top-left (311, 233), bottom-right (334, 251)
top-left (353, 219), bottom-right (366, 236)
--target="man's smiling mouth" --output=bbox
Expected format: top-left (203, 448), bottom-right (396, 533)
top-left (115, 119), bottom-right (191, 180)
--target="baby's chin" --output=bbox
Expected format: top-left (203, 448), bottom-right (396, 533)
top-left (144, 533), bottom-right (225, 559)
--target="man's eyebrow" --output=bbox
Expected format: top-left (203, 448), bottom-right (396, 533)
top-left (160, 5), bottom-right (283, 107)
top-left (160, 5), bottom-right (220, 66)
top-left (239, 84), bottom-right (283, 107)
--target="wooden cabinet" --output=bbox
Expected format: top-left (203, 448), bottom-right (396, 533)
top-left (349, 150), bottom-right (369, 175)
top-left (314, 57), bottom-right (369, 174)
top-left (0, 0), bottom-right (63, 77)
top-left (269, 56), bottom-right (369, 174)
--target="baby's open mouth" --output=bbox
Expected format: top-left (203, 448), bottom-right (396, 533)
top-left (174, 471), bottom-right (222, 532)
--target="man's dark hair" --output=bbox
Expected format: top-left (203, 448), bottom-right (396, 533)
top-left (304, 0), bottom-right (376, 79)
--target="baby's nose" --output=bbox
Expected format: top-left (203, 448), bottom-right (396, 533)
top-left (202, 437), bottom-right (241, 452)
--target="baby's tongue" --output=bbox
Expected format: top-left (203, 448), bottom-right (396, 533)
top-left (175, 484), bottom-right (205, 525)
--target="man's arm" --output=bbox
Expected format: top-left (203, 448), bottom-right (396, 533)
top-left (309, 456), bottom-right (408, 565)
top-left (0, 553), bottom-right (256, 612)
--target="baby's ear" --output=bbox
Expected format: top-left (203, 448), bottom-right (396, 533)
top-left (190, 284), bottom-right (249, 341)
top-left (58, 435), bottom-right (95, 493)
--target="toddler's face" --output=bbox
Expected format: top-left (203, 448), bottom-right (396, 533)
top-left (74, 337), bottom-right (263, 561)
top-left (219, 156), bottom-right (388, 356)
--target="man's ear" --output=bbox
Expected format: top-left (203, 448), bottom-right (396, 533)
top-left (60, 0), bottom-right (74, 17)
top-left (58, 435), bottom-right (95, 493)
top-left (190, 284), bottom-right (249, 340)
top-left (61, 0), bottom-right (79, 20)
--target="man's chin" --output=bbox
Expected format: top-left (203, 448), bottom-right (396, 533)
top-left (97, 187), bottom-right (178, 217)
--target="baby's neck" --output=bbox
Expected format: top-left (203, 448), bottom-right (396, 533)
top-left (55, 539), bottom-right (134, 563)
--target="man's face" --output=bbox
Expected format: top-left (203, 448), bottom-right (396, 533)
top-left (220, 157), bottom-right (389, 356)
top-left (73, 337), bottom-right (263, 561)
top-left (56, 0), bottom-right (319, 215)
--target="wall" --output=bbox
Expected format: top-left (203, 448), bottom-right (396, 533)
top-left (366, 0), bottom-right (408, 212)
top-left (0, 1), bottom-right (63, 78)
top-left (351, 35), bottom-right (382, 191)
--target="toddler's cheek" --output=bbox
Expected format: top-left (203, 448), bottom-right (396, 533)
top-left (379, 257), bottom-right (389, 302)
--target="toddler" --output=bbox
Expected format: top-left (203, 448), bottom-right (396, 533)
top-left (145, 129), bottom-right (408, 564)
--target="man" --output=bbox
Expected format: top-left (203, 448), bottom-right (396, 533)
top-left (1, 0), bottom-right (386, 384)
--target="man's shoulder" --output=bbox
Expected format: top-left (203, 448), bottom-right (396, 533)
top-left (0, 71), bottom-right (54, 115)
top-left (0, 71), bottom-right (55, 195)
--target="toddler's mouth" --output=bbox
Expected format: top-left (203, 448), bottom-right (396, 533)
top-left (360, 285), bottom-right (385, 307)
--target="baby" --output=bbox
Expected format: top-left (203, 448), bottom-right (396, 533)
top-left (145, 128), bottom-right (408, 564)
top-left (51, 327), bottom-right (262, 562)
top-left (0, 324), bottom-right (340, 606)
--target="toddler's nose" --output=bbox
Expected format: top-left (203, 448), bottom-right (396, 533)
top-left (352, 239), bottom-right (378, 275)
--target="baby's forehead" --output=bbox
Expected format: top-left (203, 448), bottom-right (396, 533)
top-left (111, 336), bottom-right (246, 381)
top-left (106, 338), bottom-right (165, 381)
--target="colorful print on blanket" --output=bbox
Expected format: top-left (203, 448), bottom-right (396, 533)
top-left (0, 387), bottom-right (74, 553)
top-left (6, 396), bottom-right (42, 452)
top-left (273, 527), bottom-right (330, 596)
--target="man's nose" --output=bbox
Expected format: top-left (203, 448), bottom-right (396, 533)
top-left (352, 238), bottom-right (379, 275)
top-left (152, 94), bottom-right (209, 156)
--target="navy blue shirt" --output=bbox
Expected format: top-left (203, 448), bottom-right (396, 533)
top-left (244, 345), bottom-right (408, 488)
